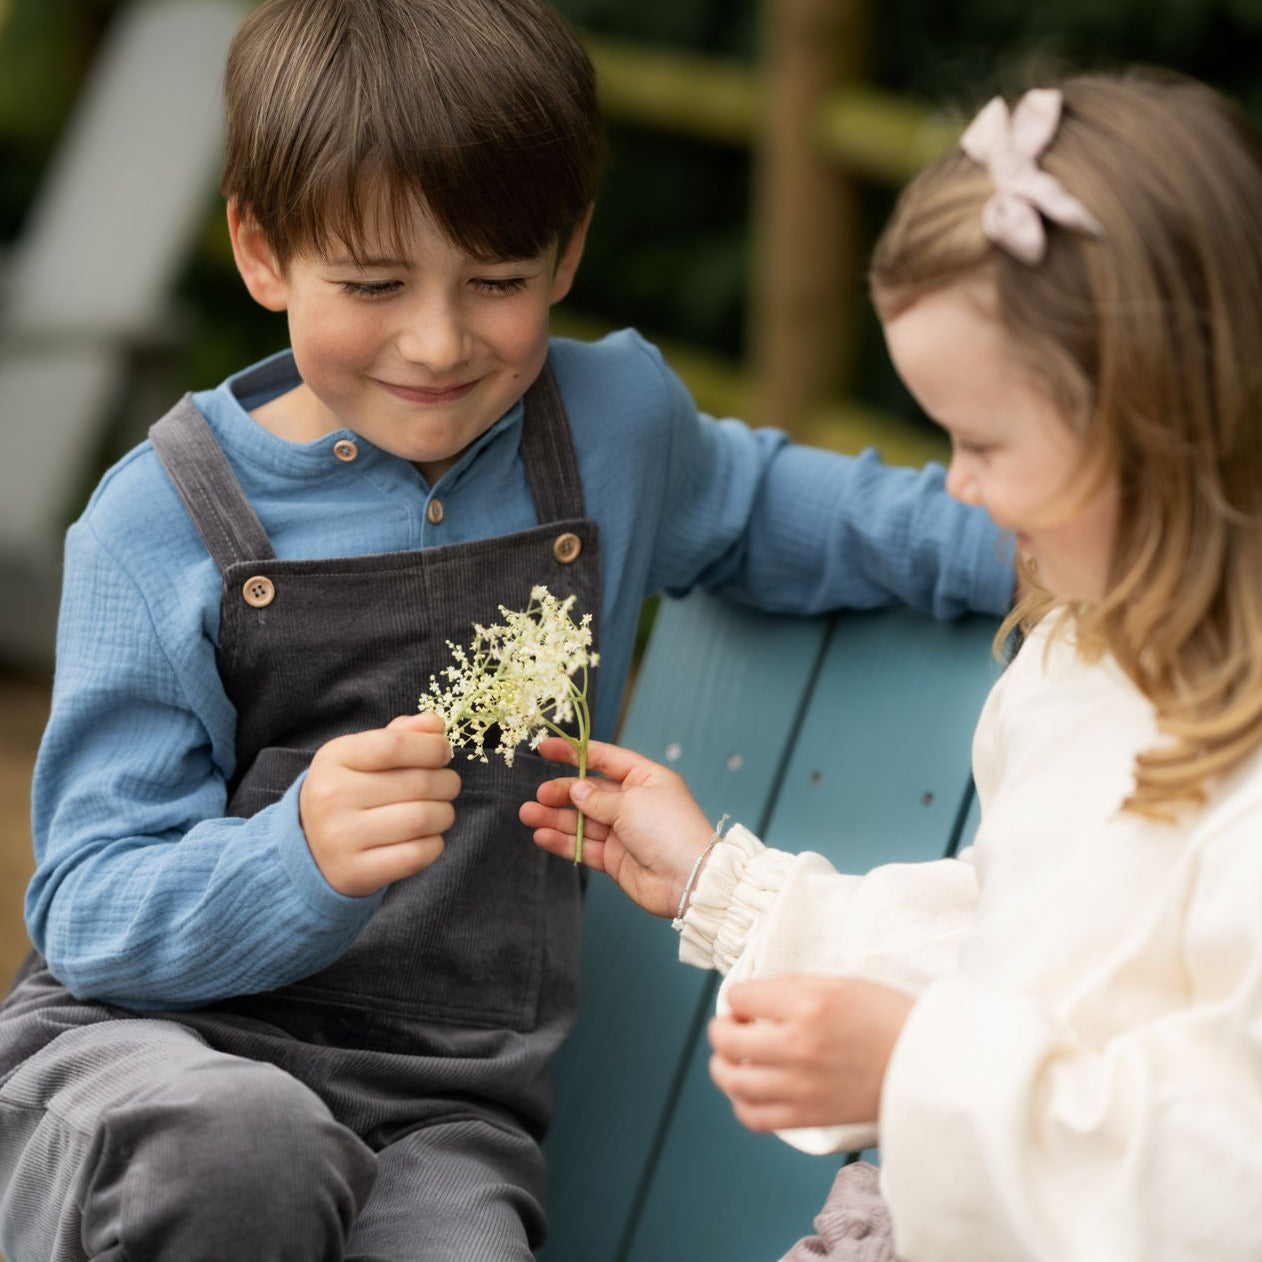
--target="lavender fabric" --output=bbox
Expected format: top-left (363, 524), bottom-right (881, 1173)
top-left (778, 1163), bottom-right (903, 1262)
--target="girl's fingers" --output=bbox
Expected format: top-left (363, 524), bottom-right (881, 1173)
top-left (532, 775), bottom-right (584, 808)
top-left (708, 1054), bottom-right (794, 1105)
top-left (708, 1015), bottom-right (796, 1066)
top-left (723, 977), bottom-right (813, 1022)
top-left (728, 1099), bottom-right (801, 1135)
top-left (518, 800), bottom-right (611, 843)
top-left (529, 823), bottom-right (609, 871)
top-left (529, 772), bottom-right (628, 827)
top-left (580, 739), bottom-right (660, 782)
top-left (533, 738), bottom-right (660, 787)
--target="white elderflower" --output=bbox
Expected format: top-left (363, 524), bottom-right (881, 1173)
top-left (420, 586), bottom-right (599, 861)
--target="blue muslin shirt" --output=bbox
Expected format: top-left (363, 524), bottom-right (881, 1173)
top-left (27, 330), bottom-right (1014, 1010)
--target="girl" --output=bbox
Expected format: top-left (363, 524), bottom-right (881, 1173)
top-left (521, 71), bottom-right (1262, 1261)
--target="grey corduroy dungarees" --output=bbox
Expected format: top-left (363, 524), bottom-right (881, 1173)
top-left (0, 357), bottom-right (600, 1261)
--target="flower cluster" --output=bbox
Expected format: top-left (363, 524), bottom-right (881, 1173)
top-left (419, 586), bottom-right (599, 860)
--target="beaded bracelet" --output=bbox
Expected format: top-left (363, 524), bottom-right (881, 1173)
top-left (671, 814), bottom-right (730, 932)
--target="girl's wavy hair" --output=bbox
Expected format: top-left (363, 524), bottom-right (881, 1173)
top-left (220, 0), bottom-right (603, 266)
top-left (871, 70), bottom-right (1262, 819)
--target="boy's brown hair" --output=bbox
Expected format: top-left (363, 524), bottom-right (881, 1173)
top-left (221, 0), bottom-right (603, 265)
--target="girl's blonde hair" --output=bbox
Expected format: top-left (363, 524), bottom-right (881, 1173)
top-left (871, 70), bottom-right (1262, 819)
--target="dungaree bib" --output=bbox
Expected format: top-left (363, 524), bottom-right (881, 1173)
top-left (2, 356), bottom-right (599, 1152)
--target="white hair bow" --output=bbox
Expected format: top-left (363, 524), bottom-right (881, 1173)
top-left (959, 88), bottom-right (1104, 265)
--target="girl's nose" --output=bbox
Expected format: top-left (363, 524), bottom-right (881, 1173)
top-left (944, 457), bottom-right (980, 506)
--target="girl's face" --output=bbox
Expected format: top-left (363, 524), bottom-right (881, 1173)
top-left (882, 277), bottom-right (1118, 604)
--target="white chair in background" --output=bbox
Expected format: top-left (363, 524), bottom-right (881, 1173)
top-left (0, 0), bottom-right (245, 668)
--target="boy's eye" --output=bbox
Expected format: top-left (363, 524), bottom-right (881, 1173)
top-left (337, 279), bottom-right (401, 298)
top-left (472, 276), bottom-right (529, 295)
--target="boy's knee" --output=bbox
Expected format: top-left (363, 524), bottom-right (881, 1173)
top-left (86, 1060), bottom-right (375, 1259)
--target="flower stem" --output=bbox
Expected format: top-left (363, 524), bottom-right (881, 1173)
top-left (574, 740), bottom-right (589, 865)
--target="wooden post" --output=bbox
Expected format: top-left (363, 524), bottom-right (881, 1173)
top-left (749, 0), bottom-right (868, 434)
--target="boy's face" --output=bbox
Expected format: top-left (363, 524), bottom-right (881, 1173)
top-left (229, 200), bottom-right (588, 483)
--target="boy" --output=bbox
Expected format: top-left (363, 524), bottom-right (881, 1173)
top-left (0, 1), bottom-right (1014, 1259)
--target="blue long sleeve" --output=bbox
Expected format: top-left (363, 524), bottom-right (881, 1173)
top-left (27, 329), bottom-right (1013, 1008)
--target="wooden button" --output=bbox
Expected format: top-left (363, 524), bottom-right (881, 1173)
top-left (333, 439), bottom-right (358, 462)
top-left (242, 575), bottom-right (275, 608)
top-left (553, 532), bottom-right (582, 564)
top-left (427, 499), bottom-right (445, 524)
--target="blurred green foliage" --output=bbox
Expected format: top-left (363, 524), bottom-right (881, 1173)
top-left (3, 0), bottom-right (1262, 415)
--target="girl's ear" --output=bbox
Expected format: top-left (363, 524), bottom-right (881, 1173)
top-left (227, 202), bottom-right (290, 312)
top-left (549, 204), bottom-right (594, 305)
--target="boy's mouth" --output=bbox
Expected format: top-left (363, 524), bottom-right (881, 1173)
top-left (377, 378), bottom-right (479, 406)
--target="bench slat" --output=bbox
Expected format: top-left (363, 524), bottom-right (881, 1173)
top-left (540, 593), bottom-right (831, 1262)
top-left (621, 609), bottom-right (998, 1262)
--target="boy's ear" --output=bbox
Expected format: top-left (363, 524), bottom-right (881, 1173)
top-left (548, 204), bottom-right (594, 305)
top-left (227, 201), bottom-right (290, 312)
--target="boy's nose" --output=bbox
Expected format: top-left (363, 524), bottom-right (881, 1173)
top-left (395, 309), bottom-right (470, 373)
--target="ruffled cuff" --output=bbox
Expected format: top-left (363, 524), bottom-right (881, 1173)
top-left (678, 823), bottom-right (797, 972)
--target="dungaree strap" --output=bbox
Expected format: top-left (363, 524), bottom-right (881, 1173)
top-left (150, 356), bottom-right (582, 571)
top-left (149, 396), bottom-right (277, 572)
top-left (519, 359), bottom-right (586, 523)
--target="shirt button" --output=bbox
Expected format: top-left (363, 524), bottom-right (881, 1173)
top-left (333, 439), bottom-right (358, 462)
top-left (427, 499), bottom-right (445, 525)
top-left (242, 575), bottom-right (275, 608)
top-left (553, 532), bottom-right (582, 564)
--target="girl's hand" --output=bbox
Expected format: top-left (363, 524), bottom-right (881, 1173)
top-left (299, 712), bottom-right (460, 897)
top-left (707, 975), bottom-right (914, 1133)
top-left (520, 737), bottom-right (715, 917)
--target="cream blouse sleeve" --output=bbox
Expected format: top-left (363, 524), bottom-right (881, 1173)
top-left (677, 821), bottom-right (981, 1154)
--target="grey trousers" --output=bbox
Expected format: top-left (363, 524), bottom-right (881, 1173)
top-left (0, 1018), bottom-right (545, 1261)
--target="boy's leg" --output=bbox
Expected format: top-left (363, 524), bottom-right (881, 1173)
top-left (0, 1017), bottom-right (376, 1262)
top-left (345, 1115), bottom-right (546, 1262)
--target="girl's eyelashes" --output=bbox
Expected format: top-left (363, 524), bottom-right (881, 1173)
top-left (952, 437), bottom-right (995, 457)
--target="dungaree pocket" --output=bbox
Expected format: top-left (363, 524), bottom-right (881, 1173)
top-left (226, 745), bottom-right (315, 819)
top-left (229, 745), bottom-right (559, 1038)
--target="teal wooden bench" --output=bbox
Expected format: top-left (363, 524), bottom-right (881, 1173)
top-left (540, 590), bottom-right (1002, 1262)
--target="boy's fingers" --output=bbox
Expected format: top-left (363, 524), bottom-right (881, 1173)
top-left (534, 736), bottom-right (580, 766)
top-left (341, 726), bottom-right (453, 771)
top-left (361, 799), bottom-right (457, 847)
top-left (392, 711), bottom-right (447, 733)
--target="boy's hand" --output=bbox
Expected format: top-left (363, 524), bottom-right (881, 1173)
top-left (300, 712), bottom-right (460, 897)
top-left (520, 738), bottom-right (714, 917)
top-left (707, 976), bottom-right (914, 1133)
